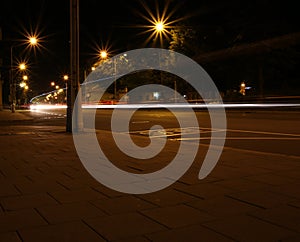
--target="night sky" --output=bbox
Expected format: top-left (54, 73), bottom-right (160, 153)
top-left (0, 0), bottom-right (299, 100)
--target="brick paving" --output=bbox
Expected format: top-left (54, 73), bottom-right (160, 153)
top-left (0, 110), bottom-right (300, 241)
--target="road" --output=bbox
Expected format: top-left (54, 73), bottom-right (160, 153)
top-left (20, 107), bottom-right (300, 157)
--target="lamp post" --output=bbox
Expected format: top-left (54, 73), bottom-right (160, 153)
top-left (10, 36), bottom-right (38, 112)
top-left (63, 75), bottom-right (68, 103)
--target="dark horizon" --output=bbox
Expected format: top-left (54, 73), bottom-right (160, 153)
top-left (0, 0), bottom-right (299, 103)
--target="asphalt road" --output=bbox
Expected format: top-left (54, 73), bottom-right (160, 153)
top-left (23, 107), bottom-right (300, 157)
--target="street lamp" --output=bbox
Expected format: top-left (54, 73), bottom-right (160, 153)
top-left (240, 81), bottom-right (246, 96)
top-left (10, 36), bottom-right (39, 112)
top-left (63, 75), bottom-right (69, 81)
top-left (155, 21), bottom-right (165, 32)
top-left (63, 75), bottom-right (69, 103)
top-left (28, 36), bottom-right (38, 46)
top-left (19, 62), bottom-right (26, 70)
top-left (100, 50), bottom-right (107, 59)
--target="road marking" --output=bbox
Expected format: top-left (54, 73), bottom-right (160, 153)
top-left (131, 121), bottom-right (150, 124)
top-left (225, 128), bottom-right (300, 137)
top-left (129, 126), bottom-right (300, 141)
top-left (174, 137), bottom-right (300, 141)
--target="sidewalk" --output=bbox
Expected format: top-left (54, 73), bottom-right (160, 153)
top-left (0, 109), bottom-right (33, 122)
top-left (0, 121), bottom-right (300, 241)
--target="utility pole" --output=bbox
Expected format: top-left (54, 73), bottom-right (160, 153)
top-left (67, 0), bottom-right (83, 132)
top-left (0, 27), bottom-right (3, 111)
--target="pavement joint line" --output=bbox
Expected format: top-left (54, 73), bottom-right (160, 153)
top-left (199, 222), bottom-right (240, 242)
top-left (225, 195), bottom-right (266, 210)
top-left (87, 200), bottom-right (110, 216)
top-left (34, 207), bottom-right (50, 225)
top-left (133, 195), bottom-right (162, 208)
top-left (247, 213), bottom-right (300, 233)
top-left (89, 186), bottom-right (110, 199)
top-left (287, 203), bottom-right (300, 209)
top-left (16, 230), bottom-right (23, 242)
top-left (13, 184), bottom-right (23, 195)
top-left (199, 142), bottom-right (300, 160)
top-left (137, 210), bottom-right (171, 229)
top-left (55, 181), bottom-right (71, 191)
top-left (173, 187), bottom-right (205, 200)
top-left (46, 192), bottom-right (62, 205)
top-left (81, 218), bottom-right (111, 241)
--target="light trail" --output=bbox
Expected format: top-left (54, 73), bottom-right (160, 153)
top-left (30, 102), bottom-right (300, 111)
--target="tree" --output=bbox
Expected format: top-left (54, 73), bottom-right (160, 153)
top-left (168, 25), bottom-right (198, 57)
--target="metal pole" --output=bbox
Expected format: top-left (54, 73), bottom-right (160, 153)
top-left (67, 0), bottom-right (83, 132)
top-left (0, 27), bottom-right (3, 111)
top-left (10, 45), bottom-right (15, 113)
top-left (114, 59), bottom-right (117, 100)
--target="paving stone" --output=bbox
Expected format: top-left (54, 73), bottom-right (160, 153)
top-left (0, 193), bottom-right (58, 211)
top-left (271, 182), bottom-right (300, 199)
top-left (114, 236), bottom-right (150, 242)
top-left (247, 159), bottom-right (300, 171)
top-left (203, 215), bottom-right (298, 241)
top-left (213, 178), bottom-right (273, 192)
top-left (19, 221), bottom-right (105, 242)
top-left (209, 164), bottom-right (259, 179)
top-left (227, 189), bottom-right (296, 209)
top-left (90, 196), bottom-right (155, 214)
top-left (288, 200), bottom-right (300, 209)
top-left (85, 213), bottom-right (165, 241)
top-left (0, 209), bottom-right (47, 232)
top-left (91, 184), bottom-right (125, 198)
top-left (55, 177), bottom-right (94, 190)
top-left (244, 173), bottom-right (298, 186)
top-left (141, 204), bottom-right (214, 228)
top-left (187, 195), bottom-right (260, 217)
top-left (1, 119), bottom-right (300, 241)
top-left (174, 182), bottom-right (233, 199)
top-left (37, 201), bottom-right (106, 224)
top-left (146, 224), bottom-right (234, 242)
top-left (275, 170), bottom-right (300, 181)
top-left (15, 180), bottom-right (67, 194)
top-left (138, 188), bottom-right (196, 207)
top-left (0, 164), bottom-right (19, 177)
top-left (0, 182), bottom-right (20, 197)
top-left (0, 232), bottom-right (22, 242)
top-left (49, 188), bottom-right (107, 203)
top-left (249, 205), bottom-right (300, 232)
top-left (281, 235), bottom-right (300, 242)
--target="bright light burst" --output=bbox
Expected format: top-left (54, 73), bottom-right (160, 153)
top-left (100, 50), bottom-right (108, 59)
top-left (136, 0), bottom-right (183, 46)
top-left (19, 25), bottom-right (47, 55)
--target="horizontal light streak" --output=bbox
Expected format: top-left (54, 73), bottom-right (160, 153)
top-left (30, 103), bottom-right (300, 110)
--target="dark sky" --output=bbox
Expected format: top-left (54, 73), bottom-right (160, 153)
top-left (0, 0), bottom-right (299, 96)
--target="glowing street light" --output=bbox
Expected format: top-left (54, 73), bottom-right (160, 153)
top-left (9, 33), bottom-right (42, 112)
top-left (51, 81), bottom-right (55, 86)
top-left (137, 1), bottom-right (182, 47)
top-left (23, 75), bottom-right (28, 81)
top-left (28, 36), bottom-right (38, 46)
top-left (19, 62), bottom-right (26, 70)
top-left (63, 75), bottom-right (69, 81)
top-left (100, 50), bottom-right (108, 59)
top-left (240, 81), bottom-right (246, 96)
top-left (155, 21), bottom-right (165, 32)
top-left (19, 82), bottom-right (26, 88)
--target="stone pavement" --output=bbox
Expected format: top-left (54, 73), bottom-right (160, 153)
top-left (0, 110), bottom-right (300, 241)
